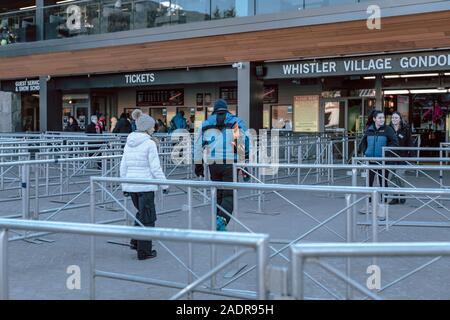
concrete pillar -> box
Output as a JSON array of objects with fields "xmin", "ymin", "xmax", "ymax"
[
  {"xmin": 39, "ymin": 76, "xmax": 63, "ymax": 132},
  {"xmin": 39, "ymin": 76, "xmax": 48, "ymax": 132},
  {"xmin": 0, "ymin": 91, "xmax": 21, "ymax": 132},
  {"xmin": 237, "ymin": 62, "xmax": 264, "ymax": 130},
  {"xmin": 375, "ymin": 75, "xmax": 383, "ymax": 110},
  {"xmin": 36, "ymin": 0, "xmax": 44, "ymax": 41}
]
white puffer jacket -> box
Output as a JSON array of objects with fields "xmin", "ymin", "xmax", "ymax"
[{"xmin": 120, "ymin": 132, "xmax": 167, "ymax": 192}]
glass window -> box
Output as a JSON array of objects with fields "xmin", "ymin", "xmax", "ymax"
[
  {"xmin": 324, "ymin": 101, "xmax": 345, "ymax": 130},
  {"xmin": 347, "ymin": 99, "xmax": 362, "ymax": 134},
  {"xmin": 44, "ymin": 1, "xmax": 102, "ymax": 39},
  {"xmin": 304, "ymin": 0, "xmax": 356, "ymax": 10},
  {"xmin": 256, "ymin": 0, "xmax": 301, "ymax": 15},
  {"xmin": 170, "ymin": 0, "xmax": 210, "ymax": 24},
  {"xmin": 271, "ymin": 105, "xmax": 293, "ymax": 130},
  {"xmin": 211, "ymin": 0, "xmax": 250, "ymax": 19}
]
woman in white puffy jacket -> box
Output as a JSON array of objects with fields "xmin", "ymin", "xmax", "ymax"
[{"xmin": 120, "ymin": 109, "xmax": 168, "ymax": 261}]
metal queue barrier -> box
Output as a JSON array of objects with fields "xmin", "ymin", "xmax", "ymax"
[
  {"xmin": 89, "ymin": 177, "xmax": 450, "ymax": 300},
  {"xmin": 0, "ymin": 218, "xmax": 269, "ymax": 300},
  {"xmin": 291, "ymin": 242, "xmax": 450, "ymax": 300}
]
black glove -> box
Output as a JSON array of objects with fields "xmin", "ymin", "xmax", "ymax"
[
  {"xmin": 163, "ymin": 188, "xmax": 169, "ymax": 195},
  {"xmin": 195, "ymin": 164, "xmax": 204, "ymax": 177}
]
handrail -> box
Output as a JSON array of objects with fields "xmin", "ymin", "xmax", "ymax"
[{"xmin": 0, "ymin": 218, "xmax": 268, "ymax": 300}]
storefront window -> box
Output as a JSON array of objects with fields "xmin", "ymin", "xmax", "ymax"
[
  {"xmin": 412, "ymin": 94, "xmax": 449, "ymax": 148},
  {"xmin": 271, "ymin": 105, "xmax": 293, "ymax": 130},
  {"xmin": 256, "ymin": 0, "xmax": 301, "ymax": 15},
  {"xmin": 324, "ymin": 101, "xmax": 345, "ymax": 131}
]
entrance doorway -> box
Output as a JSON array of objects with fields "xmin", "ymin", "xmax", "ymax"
[
  {"xmin": 62, "ymin": 94, "xmax": 90, "ymax": 131},
  {"xmin": 21, "ymin": 93, "xmax": 39, "ymax": 132},
  {"xmin": 322, "ymin": 97, "xmax": 376, "ymax": 134},
  {"xmin": 91, "ymin": 93, "xmax": 118, "ymax": 131}
]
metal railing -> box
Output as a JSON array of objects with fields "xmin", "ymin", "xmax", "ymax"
[
  {"xmin": 291, "ymin": 242, "xmax": 450, "ymax": 300},
  {"xmin": 0, "ymin": 218, "xmax": 268, "ymax": 300}
]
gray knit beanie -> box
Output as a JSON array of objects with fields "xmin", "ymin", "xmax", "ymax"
[{"xmin": 131, "ymin": 109, "xmax": 155, "ymax": 132}]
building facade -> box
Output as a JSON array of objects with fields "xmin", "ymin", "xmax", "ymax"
[{"xmin": 0, "ymin": 0, "xmax": 449, "ymax": 146}]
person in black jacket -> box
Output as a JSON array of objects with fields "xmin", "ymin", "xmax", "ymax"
[
  {"xmin": 65, "ymin": 116, "xmax": 80, "ymax": 132},
  {"xmin": 85, "ymin": 115, "xmax": 103, "ymax": 134},
  {"xmin": 388, "ymin": 111, "xmax": 413, "ymax": 204},
  {"xmin": 113, "ymin": 113, "xmax": 132, "ymax": 134}
]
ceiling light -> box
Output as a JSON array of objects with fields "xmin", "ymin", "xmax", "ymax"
[
  {"xmin": 383, "ymin": 90, "xmax": 410, "ymax": 94},
  {"xmin": 400, "ymin": 73, "xmax": 439, "ymax": 78},
  {"xmin": 19, "ymin": 5, "xmax": 36, "ymax": 10},
  {"xmin": 409, "ymin": 89, "xmax": 448, "ymax": 94}
]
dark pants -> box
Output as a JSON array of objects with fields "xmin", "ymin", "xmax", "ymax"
[
  {"xmin": 130, "ymin": 191, "xmax": 156, "ymax": 255},
  {"xmin": 209, "ymin": 164, "xmax": 234, "ymax": 224},
  {"xmin": 368, "ymin": 165, "xmax": 389, "ymax": 203}
]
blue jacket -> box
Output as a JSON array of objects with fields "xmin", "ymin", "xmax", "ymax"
[
  {"xmin": 359, "ymin": 124, "xmax": 399, "ymax": 158},
  {"xmin": 194, "ymin": 112, "xmax": 250, "ymax": 164},
  {"xmin": 170, "ymin": 113, "xmax": 188, "ymax": 131}
]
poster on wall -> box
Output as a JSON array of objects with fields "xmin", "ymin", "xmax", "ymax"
[
  {"xmin": 293, "ymin": 95, "xmax": 320, "ymax": 132},
  {"xmin": 397, "ymin": 95, "xmax": 410, "ymax": 121}
]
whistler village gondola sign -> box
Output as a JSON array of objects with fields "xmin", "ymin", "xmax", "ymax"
[{"xmin": 266, "ymin": 50, "xmax": 450, "ymax": 78}]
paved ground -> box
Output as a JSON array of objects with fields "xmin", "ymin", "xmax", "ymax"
[{"xmin": 2, "ymin": 164, "xmax": 450, "ymax": 300}]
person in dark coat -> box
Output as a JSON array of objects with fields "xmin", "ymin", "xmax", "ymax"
[
  {"xmin": 388, "ymin": 111, "xmax": 413, "ymax": 204},
  {"xmin": 113, "ymin": 113, "xmax": 132, "ymax": 134},
  {"xmin": 85, "ymin": 115, "xmax": 103, "ymax": 134},
  {"xmin": 65, "ymin": 116, "xmax": 80, "ymax": 132}
]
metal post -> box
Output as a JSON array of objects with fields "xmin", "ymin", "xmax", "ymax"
[
  {"xmin": 256, "ymin": 238, "xmax": 268, "ymax": 300},
  {"xmin": 345, "ymin": 194, "xmax": 353, "ymax": 300},
  {"xmin": 89, "ymin": 179, "xmax": 96, "ymax": 300},
  {"xmin": 372, "ymin": 191, "xmax": 379, "ymax": 267},
  {"xmin": 0, "ymin": 229, "xmax": 8, "ymax": 300},
  {"xmin": 34, "ymin": 164, "xmax": 39, "ymax": 220},
  {"xmin": 291, "ymin": 253, "xmax": 304, "ymax": 300},
  {"xmin": 21, "ymin": 164, "xmax": 30, "ymax": 220},
  {"xmin": 187, "ymin": 187, "xmax": 193, "ymax": 300},
  {"xmin": 210, "ymin": 187, "xmax": 217, "ymax": 289}
]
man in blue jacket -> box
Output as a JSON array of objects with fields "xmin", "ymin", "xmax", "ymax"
[
  {"xmin": 170, "ymin": 111, "xmax": 188, "ymax": 132},
  {"xmin": 194, "ymin": 99, "xmax": 250, "ymax": 231}
]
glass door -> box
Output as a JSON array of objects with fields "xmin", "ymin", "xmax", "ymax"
[
  {"xmin": 62, "ymin": 94, "xmax": 90, "ymax": 130},
  {"xmin": 323, "ymin": 100, "xmax": 346, "ymax": 132},
  {"xmin": 347, "ymin": 98, "xmax": 363, "ymax": 134}
]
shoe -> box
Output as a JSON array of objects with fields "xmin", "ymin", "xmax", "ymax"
[
  {"xmin": 216, "ymin": 216, "xmax": 227, "ymax": 231},
  {"xmin": 389, "ymin": 199, "xmax": 399, "ymax": 205},
  {"xmin": 359, "ymin": 204, "xmax": 372, "ymax": 215},
  {"xmin": 138, "ymin": 250, "xmax": 157, "ymax": 260}
]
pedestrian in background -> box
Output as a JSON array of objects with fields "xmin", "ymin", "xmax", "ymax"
[
  {"xmin": 113, "ymin": 112, "xmax": 132, "ymax": 134},
  {"xmin": 388, "ymin": 111, "xmax": 413, "ymax": 204},
  {"xmin": 110, "ymin": 116, "xmax": 118, "ymax": 133}
]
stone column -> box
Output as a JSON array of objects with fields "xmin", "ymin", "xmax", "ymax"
[{"xmin": 0, "ymin": 91, "xmax": 21, "ymax": 132}]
